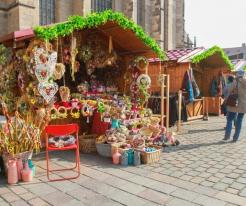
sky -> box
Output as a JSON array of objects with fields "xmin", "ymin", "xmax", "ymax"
[{"xmin": 185, "ymin": 0, "xmax": 246, "ymax": 48}]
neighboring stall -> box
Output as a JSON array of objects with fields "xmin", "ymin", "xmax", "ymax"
[
  {"xmin": 148, "ymin": 46, "xmax": 233, "ymax": 125},
  {"xmin": 192, "ymin": 46, "xmax": 234, "ymax": 115},
  {"xmin": 148, "ymin": 47, "xmax": 205, "ymax": 123},
  {"xmin": 0, "ymin": 10, "xmax": 177, "ymax": 180}
]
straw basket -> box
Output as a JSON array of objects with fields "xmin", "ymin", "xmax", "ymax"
[
  {"xmin": 95, "ymin": 143, "xmax": 112, "ymax": 158},
  {"xmin": 137, "ymin": 146, "xmax": 161, "ymax": 164},
  {"xmin": 111, "ymin": 142, "xmax": 129, "ymax": 155},
  {"xmin": 79, "ymin": 134, "xmax": 97, "ymax": 154}
]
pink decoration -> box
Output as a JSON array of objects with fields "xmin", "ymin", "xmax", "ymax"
[
  {"xmin": 21, "ymin": 162, "xmax": 33, "ymax": 182},
  {"xmin": 71, "ymin": 99, "xmax": 79, "ymax": 108},
  {"xmin": 17, "ymin": 158, "xmax": 23, "ymax": 180},
  {"xmin": 112, "ymin": 149, "xmax": 121, "ymax": 165},
  {"xmin": 7, "ymin": 159, "xmax": 18, "ymax": 184}
]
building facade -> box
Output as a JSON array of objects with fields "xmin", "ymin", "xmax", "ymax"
[
  {"xmin": 0, "ymin": 0, "xmax": 187, "ymax": 50},
  {"xmin": 224, "ymin": 43, "xmax": 246, "ymax": 61}
]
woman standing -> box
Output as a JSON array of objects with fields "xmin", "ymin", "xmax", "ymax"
[{"xmin": 224, "ymin": 70, "xmax": 246, "ymax": 142}]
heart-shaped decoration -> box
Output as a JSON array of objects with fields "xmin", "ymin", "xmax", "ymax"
[
  {"xmin": 34, "ymin": 48, "xmax": 48, "ymax": 65},
  {"xmin": 35, "ymin": 64, "xmax": 52, "ymax": 82},
  {"xmin": 38, "ymin": 82, "xmax": 58, "ymax": 102}
]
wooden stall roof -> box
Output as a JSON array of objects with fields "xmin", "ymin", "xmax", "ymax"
[
  {"xmin": 85, "ymin": 21, "xmax": 159, "ymax": 58},
  {"xmin": 191, "ymin": 46, "xmax": 234, "ymax": 70},
  {"xmin": 0, "ymin": 10, "xmax": 165, "ymax": 59}
]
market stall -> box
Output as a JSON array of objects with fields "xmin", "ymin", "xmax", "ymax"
[
  {"xmin": 0, "ymin": 11, "xmax": 178, "ymax": 182},
  {"xmin": 191, "ymin": 46, "xmax": 234, "ymax": 116},
  {"xmin": 148, "ymin": 46, "xmax": 233, "ymax": 124},
  {"xmin": 148, "ymin": 47, "xmax": 205, "ymax": 123}
]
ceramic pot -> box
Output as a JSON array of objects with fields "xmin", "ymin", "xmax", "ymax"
[
  {"xmin": 21, "ymin": 162, "xmax": 33, "ymax": 182},
  {"xmin": 7, "ymin": 159, "xmax": 18, "ymax": 184},
  {"xmin": 112, "ymin": 149, "xmax": 121, "ymax": 165}
]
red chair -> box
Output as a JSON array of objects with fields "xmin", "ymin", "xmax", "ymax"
[{"xmin": 45, "ymin": 124, "xmax": 80, "ymax": 181}]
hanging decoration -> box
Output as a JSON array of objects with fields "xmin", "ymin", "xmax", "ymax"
[
  {"xmin": 59, "ymin": 86, "xmax": 70, "ymax": 102},
  {"xmin": 38, "ymin": 82, "xmax": 58, "ymax": 103},
  {"xmin": 53, "ymin": 63, "xmax": 65, "ymax": 80},
  {"xmin": 34, "ymin": 48, "xmax": 48, "ymax": 65},
  {"xmin": 133, "ymin": 56, "xmax": 149, "ymax": 73},
  {"xmin": 35, "ymin": 64, "xmax": 52, "ymax": 83},
  {"xmin": 70, "ymin": 35, "xmax": 78, "ymax": 81},
  {"xmin": 136, "ymin": 74, "xmax": 151, "ymax": 89}
]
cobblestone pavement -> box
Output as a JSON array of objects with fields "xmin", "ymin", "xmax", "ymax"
[{"xmin": 1, "ymin": 116, "xmax": 246, "ymax": 206}]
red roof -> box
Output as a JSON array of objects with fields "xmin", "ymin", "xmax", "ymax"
[
  {"xmin": 0, "ymin": 28, "xmax": 34, "ymax": 44},
  {"xmin": 149, "ymin": 47, "xmax": 205, "ymax": 63},
  {"xmin": 167, "ymin": 48, "xmax": 196, "ymax": 60}
]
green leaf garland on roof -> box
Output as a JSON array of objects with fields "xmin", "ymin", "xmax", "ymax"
[
  {"xmin": 191, "ymin": 46, "xmax": 234, "ymax": 70},
  {"xmin": 34, "ymin": 10, "xmax": 165, "ymax": 60}
]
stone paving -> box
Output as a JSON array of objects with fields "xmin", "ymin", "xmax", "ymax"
[{"xmin": 1, "ymin": 116, "xmax": 246, "ymax": 206}]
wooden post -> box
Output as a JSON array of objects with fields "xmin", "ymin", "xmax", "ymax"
[
  {"xmin": 166, "ymin": 75, "xmax": 170, "ymax": 130},
  {"xmin": 202, "ymin": 97, "xmax": 205, "ymax": 117},
  {"xmin": 177, "ymin": 90, "xmax": 182, "ymax": 132},
  {"xmin": 160, "ymin": 74, "xmax": 165, "ymax": 128}
]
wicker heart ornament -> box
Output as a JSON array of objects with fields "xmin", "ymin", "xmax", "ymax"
[
  {"xmin": 38, "ymin": 82, "xmax": 58, "ymax": 102},
  {"xmin": 35, "ymin": 64, "xmax": 52, "ymax": 82}
]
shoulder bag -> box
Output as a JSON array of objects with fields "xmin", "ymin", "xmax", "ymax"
[{"xmin": 225, "ymin": 81, "xmax": 239, "ymax": 107}]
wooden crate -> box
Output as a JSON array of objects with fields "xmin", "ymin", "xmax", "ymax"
[{"xmin": 186, "ymin": 98, "xmax": 204, "ymax": 120}]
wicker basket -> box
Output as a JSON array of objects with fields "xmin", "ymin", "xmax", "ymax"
[
  {"xmin": 95, "ymin": 143, "xmax": 112, "ymax": 158},
  {"xmin": 79, "ymin": 134, "xmax": 97, "ymax": 154},
  {"xmin": 137, "ymin": 146, "xmax": 161, "ymax": 164},
  {"xmin": 111, "ymin": 142, "xmax": 129, "ymax": 155}
]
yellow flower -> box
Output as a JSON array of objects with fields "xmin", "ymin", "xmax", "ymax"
[{"xmin": 30, "ymin": 99, "xmax": 36, "ymax": 104}]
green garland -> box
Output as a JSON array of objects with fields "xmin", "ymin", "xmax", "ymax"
[
  {"xmin": 243, "ymin": 65, "xmax": 246, "ymax": 72},
  {"xmin": 191, "ymin": 46, "xmax": 234, "ymax": 70},
  {"xmin": 34, "ymin": 10, "xmax": 165, "ymax": 60}
]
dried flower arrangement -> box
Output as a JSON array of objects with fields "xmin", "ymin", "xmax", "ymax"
[{"xmin": 0, "ymin": 112, "xmax": 41, "ymax": 156}]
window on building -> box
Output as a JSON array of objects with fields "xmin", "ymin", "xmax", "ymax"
[
  {"xmin": 39, "ymin": 0, "xmax": 55, "ymax": 25},
  {"xmin": 137, "ymin": 0, "xmax": 145, "ymax": 27},
  {"xmin": 238, "ymin": 53, "xmax": 244, "ymax": 59},
  {"xmin": 92, "ymin": 0, "xmax": 112, "ymax": 12},
  {"xmin": 229, "ymin": 55, "xmax": 238, "ymax": 60}
]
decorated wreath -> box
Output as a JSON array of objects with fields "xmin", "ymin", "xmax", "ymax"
[
  {"xmin": 133, "ymin": 56, "xmax": 149, "ymax": 72},
  {"xmin": 136, "ymin": 74, "xmax": 151, "ymax": 89}
]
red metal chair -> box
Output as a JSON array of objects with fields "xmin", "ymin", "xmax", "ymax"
[{"xmin": 45, "ymin": 124, "xmax": 80, "ymax": 181}]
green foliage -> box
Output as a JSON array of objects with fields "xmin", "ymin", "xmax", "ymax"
[
  {"xmin": 34, "ymin": 10, "xmax": 165, "ymax": 59},
  {"xmin": 191, "ymin": 46, "xmax": 234, "ymax": 70},
  {"xmin": 243, "ymin": 65, "xmax": 246, "ymax": 72},
  {"xmin": 0, "ymin": 44, "xmax": 11, "ymax": 66}
]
